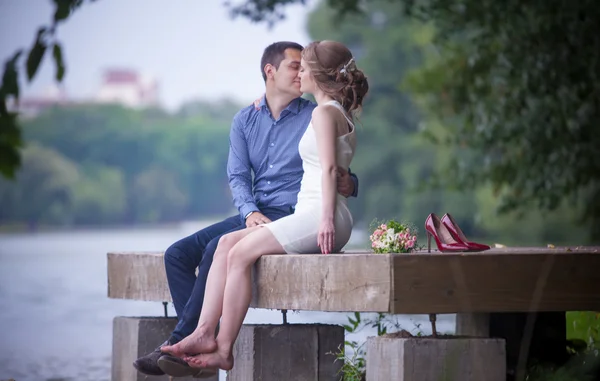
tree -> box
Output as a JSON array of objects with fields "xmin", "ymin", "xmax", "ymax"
[
  {"xmin": 3, "ymin": 0, "xmax": 600, "ymax": 237},
  {"xmin": 0, "ymin": 144, "xmax": 79, "ymax": 228}
]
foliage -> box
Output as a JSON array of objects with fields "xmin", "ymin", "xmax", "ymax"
[
  {"xmin": 334, "ymin": 312, "xmax": 435, "ymax": 380},
  {"xmin": 0, "ymin": 0, "xmax": 98, "ymax": 178},
  {"xmin": 525, "ymin": 352, "xmax": 600, "ymax": 381},
  {"xmin": 567, "ymin": 312, "xmax": 600, "ymax": 351},
  {"xmin": 332, "ymin": 312, "xmax": 391, "ymax": 381},
  {"xmin": 0, "ymin": 102, "xmax": 234, "ymax": 227},
  {"xmin": 403, "ymin": 0, "xmax": 600, "ymax": 238}
]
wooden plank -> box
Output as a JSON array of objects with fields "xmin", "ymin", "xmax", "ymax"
[
  {"xmin": 391, "ymin": 247, "xmax": 600, "ymax": 314},
  {"xmin": 107, "ymin": 252, "xmax": 171, "ymax": 302},
  {"xmin": 107, "ymin": 252, "xmax": 393, "ymax": 312},
  {"xmin": 108, "ymin": 247, "xmax": 600, "ymax": 313},
  {"xmin": 251, "ymin": 254, "xmax": 392, "ymax": 312}
]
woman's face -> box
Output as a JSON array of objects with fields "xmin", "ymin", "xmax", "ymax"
[{"xmin": 299, "ymin": 58, "xmax": 317, "ymax": 94}]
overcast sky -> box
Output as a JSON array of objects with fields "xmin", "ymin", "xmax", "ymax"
[{"xmin": 0, "ymin": 0, "xmax": 314, "ymax": 110}]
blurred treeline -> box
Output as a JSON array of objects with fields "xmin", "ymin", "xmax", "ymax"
[
  {"xmin": 0, "ymin": 101, "xmax": 236, "ymax": 228},
  {"xmin": 0, "ymin": 0, "xmax": 594, "ymax": 246}
]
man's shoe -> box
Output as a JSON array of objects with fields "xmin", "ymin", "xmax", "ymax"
[
  {"xmin": 132, "ymin": 340, "xmax": 170, "ymax": 376},
  {"xmin": 158, "ymin": 354, "xmax": 218, "ymax": 379}
]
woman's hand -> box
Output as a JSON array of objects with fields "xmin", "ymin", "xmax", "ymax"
[{"xmin": 318, "ymin": 219, "xmax": 336, "ymax": 254}]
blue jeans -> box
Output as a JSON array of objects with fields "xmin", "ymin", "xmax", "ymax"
[{"xmin": 164, "ymin": 206, "xmax": 293, "ymax": 343}]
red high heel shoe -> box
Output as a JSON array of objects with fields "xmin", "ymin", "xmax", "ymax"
[
  {"xmin": 441, "ymin": 213, "xmax": 490, "ymax": 251},
  {"xmin": 424, "ymin": 213, "xmax": 470, "ymax": 253}
]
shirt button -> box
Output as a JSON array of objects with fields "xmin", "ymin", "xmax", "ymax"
[
  {"xmin": 267, "ymin": 181, "xmax": 271, "ymax": 184},
  {"xmin": 270, "ymin": 143, "xmax": 274, "ymax": 147},
  {"xmin": 269, "ymin": 165, "xmax": 273, "ymax": 168},
  {"xmin": 264, "ymin": 193, "xmax": 268, "ymax": 196}
]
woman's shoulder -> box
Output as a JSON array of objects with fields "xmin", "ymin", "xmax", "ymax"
[
  {"xmin": 311, "ymin": 104, "xmax": 343, "ymax": 129},
  {"xmin": 312, "ymin": 101, "xmax": 347, "ymax": 120},
  {"xmin": 311, "ymin": 103, "xmax": 338, "ymax": 118}
]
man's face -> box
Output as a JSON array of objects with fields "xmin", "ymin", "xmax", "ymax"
[
  {"xmin": 299, "ymin": 58, "xmax": 316, "ymax": 95},
  {"xmin": 272, "ymin": 48, "xmax": 302, "ymax": 97}
]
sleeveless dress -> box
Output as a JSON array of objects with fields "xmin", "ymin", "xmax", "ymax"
[{"xmin": 264, "ymin": 100, "xmax": 357, "ymax": 253}]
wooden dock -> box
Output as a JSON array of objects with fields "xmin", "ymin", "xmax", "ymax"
[
  {"xmin": 108, "ymin": 246, "xmax": 600, "ymax": 314},
  {"xmin": 107, "ymin": 246, "xmax": 600, "ymax": 381}
]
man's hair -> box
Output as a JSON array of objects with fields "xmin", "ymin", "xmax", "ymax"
[{"xmin": 260, "ymin": 41, "xmax": 304, "ymax": 82}]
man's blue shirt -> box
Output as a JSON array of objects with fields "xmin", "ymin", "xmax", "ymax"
[{"xmin": 227, "ymin": 96, "xmax": 358, "ymax": 219}]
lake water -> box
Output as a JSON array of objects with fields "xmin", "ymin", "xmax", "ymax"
[{"xmin": 0, "ymin": 221, "xmax": 455, "ymax": 381}]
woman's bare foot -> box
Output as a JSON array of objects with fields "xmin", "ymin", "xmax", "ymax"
[
  {"xmin": 184, "ymin": 348, "xmax": 234, "ymax": 371},
  {"xmin": 161, "ymin": 329, "xmax": 217, "ymax": 357}
]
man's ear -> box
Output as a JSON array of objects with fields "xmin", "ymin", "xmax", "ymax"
[{"xmin": 264, "ymin": 63, "xmax": 275, "ymax": 80}]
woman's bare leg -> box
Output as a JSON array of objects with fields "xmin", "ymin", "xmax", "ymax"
[
  {"xmin": 162, "ymin": 226, "xmax": 260, "ymax": 356},
  {"xmin": 183, "ymin": 227, "xmax": 285, "ymax": 370}
]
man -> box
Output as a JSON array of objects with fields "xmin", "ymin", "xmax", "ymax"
[{"xmin": 133, "ymin": 41, "xmax": 359, "ymax": 377}]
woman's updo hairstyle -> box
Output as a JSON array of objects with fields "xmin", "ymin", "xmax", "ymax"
[{"xmin": 302, "ymin": 40, "xmax": 369, "ymax": 114}]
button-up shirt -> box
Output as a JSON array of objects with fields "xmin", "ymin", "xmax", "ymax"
[{"xmin": 227, "ymin": 96, "xmax": 358, "ymax": 219}]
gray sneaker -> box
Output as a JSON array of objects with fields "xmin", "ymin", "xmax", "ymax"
[
  {"xmin": 132, "ymin": 339, "xmax": 171, "ymax": 376},
  {"xmin": 158, "ymin": 354, "xmax": 218, "ymax": 379}
]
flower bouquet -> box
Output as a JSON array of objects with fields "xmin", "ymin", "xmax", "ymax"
[{"xmin": 369, "ymin": 219, "xmax": 418, "ymax": 254}]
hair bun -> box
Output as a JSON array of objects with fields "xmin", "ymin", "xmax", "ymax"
[{"xmin": 302, "ymin": 40, "xmax": 369, "ymax": 113}]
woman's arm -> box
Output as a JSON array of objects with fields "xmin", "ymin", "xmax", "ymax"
[{"xmin": 311, "ymin": 105, "xmax": 339, "ymax": 254}]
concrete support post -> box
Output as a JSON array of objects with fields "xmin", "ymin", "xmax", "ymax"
[
  {"xmin": 112, "ymin": 316, "xmax": 218, "ymax": 381},
  {"xmin": 227, "ymin": 324, "xmax": 344, "ymax": 381},
  {"xmin": 366, "ymin": 337, "xmax": 506, "ymax": 381}
]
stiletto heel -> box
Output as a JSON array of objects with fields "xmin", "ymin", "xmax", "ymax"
[
  {"xmin": 441, "ymin": 213, "xmax": 490, "ymax": 251},
  {"xmin": 427, "ymin": 232, "xmax": 432, "ymax": 253},
  {"xmin": 424, "ymin": 213, "xmax": 470, "ymax": 253}
]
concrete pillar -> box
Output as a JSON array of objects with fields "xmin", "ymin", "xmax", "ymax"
[
  {"xmin": 227, "ymin": 324, "xmax": 344, "ymax": 381},
  {"xmin": 366, "ymin": 337, "xmax": 506, "ymax": 381},
  {"xmin": 112, "ymin": 316, "xmax": 218, "ymax": 381}
]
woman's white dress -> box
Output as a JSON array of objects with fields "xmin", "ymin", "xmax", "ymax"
[{"xmin": 264, "ymin": 100, "xmax": 356, "ymax": 253}]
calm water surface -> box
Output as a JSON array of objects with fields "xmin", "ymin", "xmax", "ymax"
[{"xmin": 0, "ymin": 222, "xmax": 454, "ymax": 380}]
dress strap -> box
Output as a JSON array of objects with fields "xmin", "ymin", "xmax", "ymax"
[{"xmin": 324, "ymin": 100, "xmax": 354, "ymax": 129}]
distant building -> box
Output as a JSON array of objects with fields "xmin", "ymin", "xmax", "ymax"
[{"xmin": 95, "ymin": 68, "xmax": 159, "ymax": 108}]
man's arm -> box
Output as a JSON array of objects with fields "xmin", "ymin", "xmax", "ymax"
[
  {"xmin": 227, "ymin": 115, "xmax": 258, "ymax": 219},
  {"xmin": 349, "ymin": 168, "xmax": 359, "ymax": 198}
]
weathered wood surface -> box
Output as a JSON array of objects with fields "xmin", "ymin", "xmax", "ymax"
[{"xmin": 107, "ymin": 247, "xmax": 600, "ymax": 313}]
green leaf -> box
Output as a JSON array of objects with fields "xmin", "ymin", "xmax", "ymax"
[
  {"xmin": 342, "ymin": 324, "xmax": 354, "ymax": 332},
  {"xmin": 26, "ymin": 28, "xmax": 47, "ymax": 82},
  {"xmin": 1, "ymin": 50, "xmax": 22, "ymax": 101},
  {"xmin": 53, "ymin": 0, "xmax": 72, "ymax": 22},
  {"xmin": 53, "ymin": 43, "xmax": 66, "ymax": 81},
  {"xmin": 0, "ymin": 112, "xmax": 23, "ymax": 179}
]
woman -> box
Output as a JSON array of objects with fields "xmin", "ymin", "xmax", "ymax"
[{"xmin": 162, "ymin": 40, "xmax": 369, "ymax": 371}]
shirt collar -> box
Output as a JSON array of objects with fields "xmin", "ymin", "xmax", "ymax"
[{"xmin": 259, "ymin": 96, "xmax": 303, "ymax": 116}]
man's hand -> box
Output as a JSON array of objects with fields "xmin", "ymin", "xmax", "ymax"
[
  {"xmin": 246, "ymin": 212, "xmax": 272, "ymax": 228},
  {"xmin": 336, "ymin": 167, "xmax": 355, "ymax": 198},
  {"xmin": 253, "ymin": 94, "xmax": 265, "ymax": 110}
]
